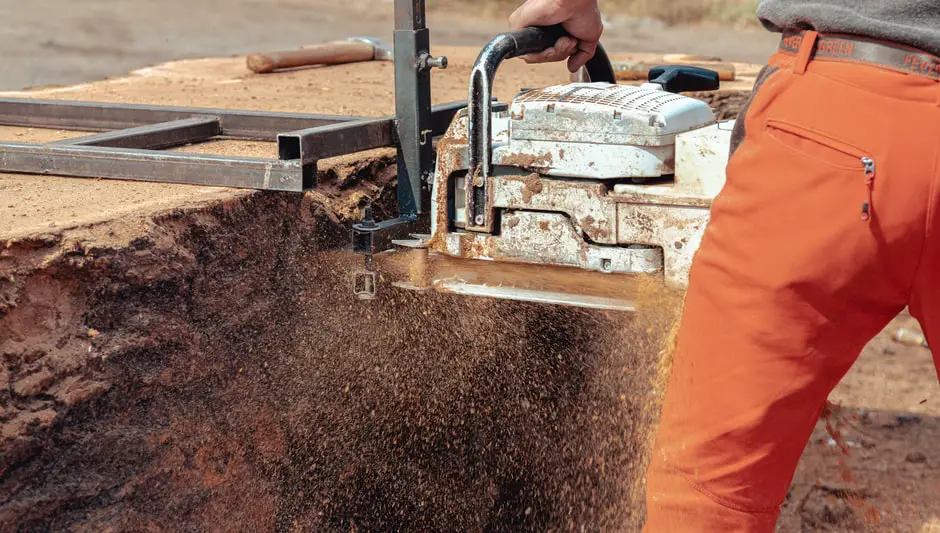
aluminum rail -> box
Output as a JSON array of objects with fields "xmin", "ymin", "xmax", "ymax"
[
  {"xmin": 50, "ymin": 116, "xmax": 223, "ymax": 150},
  {"xmin": 0, "ymin": 98, "xmax": 362, "ymax": 140},
  {"xmin": 0, "ymin": 142, "xmax": 307, "ymax": 191},
  {"xmin": 276, "ymin": 100, "xmax": 489, "ymax": 165}
]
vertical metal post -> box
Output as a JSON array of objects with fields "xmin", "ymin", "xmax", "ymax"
[
  {"xmin": 352, "ymin": 0, "xmax": 448, "ymax": 299},
  {"xmin": 394, "ymin": 0, "xmax": 433, "ymax": 216}
]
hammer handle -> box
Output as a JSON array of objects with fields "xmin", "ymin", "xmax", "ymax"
[{"xmin": 246, "ymin": 41, "xmax": 375, "ymax": 73}]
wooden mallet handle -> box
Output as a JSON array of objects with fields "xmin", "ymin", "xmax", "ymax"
[{"xmin": 247, "ymin": 41, "xmax": 376, "ymax": 74}]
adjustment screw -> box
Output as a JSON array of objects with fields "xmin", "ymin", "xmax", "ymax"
[
  {"xmin": 419, "ymin": 53, "xmax": 448, "ymax": 71},
  {"xmin": 361, "ymin": 206, "xmax": 376, "ymax": 228}
]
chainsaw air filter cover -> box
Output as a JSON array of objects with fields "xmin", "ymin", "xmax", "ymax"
[{"xmin": 502, "ymin": 82, "xmax": 716, "ymax": 179}]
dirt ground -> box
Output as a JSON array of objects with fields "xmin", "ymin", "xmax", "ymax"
[
  {"xmin": 781, "ymin": 314, "xmax": 940, "ymax": 533},
  {"xmin": 1, "ymin": 1, "xmax": 939, "ymax": 532}
]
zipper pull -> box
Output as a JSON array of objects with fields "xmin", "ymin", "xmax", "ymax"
[{"xmin": 861, "ymin": 157, "xmax": 875, "ymax": 222}]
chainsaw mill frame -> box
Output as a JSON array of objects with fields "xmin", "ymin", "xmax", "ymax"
[
  {"xmin": 0, "ymin": 0, "xmax": 482, "ymax": 249},
  {"xmin": 0, "ymin": 98, "xmax": 467, "ymax": 192}
]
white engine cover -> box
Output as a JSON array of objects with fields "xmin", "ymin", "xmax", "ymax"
[{"xmin": 500, "ymin": 82, "xmax": 716, "ymax": 179}]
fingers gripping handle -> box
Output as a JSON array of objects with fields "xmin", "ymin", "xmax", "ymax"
[
  {"xmin": 503, "ymin": 25, "xmax": 569, "ymax": 58},
  {"xmin": 499, "ymin": 25, "xmax": 617, "ymax": 82},
  {"xmin": 465, "ymin": 25, "xmax": 614, "ymax": 231}
]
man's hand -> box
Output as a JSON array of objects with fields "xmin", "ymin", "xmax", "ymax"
[{"xmin": 509, "ymin": 0, "xmax": 603, "ymax": 73}]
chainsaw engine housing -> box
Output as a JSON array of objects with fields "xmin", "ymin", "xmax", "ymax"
[
  {"xmin": 505, "ymin": 82, "xmax": 717, "ymax": 178},
  {"xmin": 390, "ymin": 79, "xmax": 733, "ymax": 311}
]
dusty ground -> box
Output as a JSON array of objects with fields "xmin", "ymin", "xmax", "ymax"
[
  {"xmin": 779, "ymin": 314, "xmax": 940, "ymax": 533},
  {"xmin": 1, "ymin": 1, "xmax": 939, "ymax": 532}
]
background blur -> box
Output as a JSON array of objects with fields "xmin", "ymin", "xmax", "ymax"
[{"xmin": 0, "ymin": 0, "xmax": 774, "ymax": 92}]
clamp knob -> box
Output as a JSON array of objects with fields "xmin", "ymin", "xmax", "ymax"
[{"xmin": 419, "ymin": 53, "xmax": 448, "ymax": 71}]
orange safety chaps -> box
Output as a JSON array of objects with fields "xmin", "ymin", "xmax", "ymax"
[{"xmin": 644, "ymin": 31, "xmax": 940, "ymax": 531}]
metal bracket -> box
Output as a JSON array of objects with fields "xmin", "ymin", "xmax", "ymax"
[
  {"xmin": 350, "ymin": 206, "xmax": 426, "ymax": 300},
  {"xmin": 352, "ymin": 211, "xmax": 425, "ymax": 257}
]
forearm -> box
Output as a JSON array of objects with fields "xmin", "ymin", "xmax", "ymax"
[{"xmin": 510, "ymin": 0, "xmax": 600, "ymax": 26}]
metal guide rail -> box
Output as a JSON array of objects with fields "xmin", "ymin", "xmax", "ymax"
[
  {"xmin": 0, "ymin": 0, "xmax": 462, "ymax": 207},
  {"xmin": 0, "ymin": 97, "xmax": 469, "ymax": 193}
]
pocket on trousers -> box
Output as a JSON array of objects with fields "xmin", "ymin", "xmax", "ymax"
[
  {"xmin": 764, "ymin": 119, "xmax": 869, "ymax": 171},
  {"xmin": 764, "ymin": 119, "xmax": 879, "ymax": 222}
]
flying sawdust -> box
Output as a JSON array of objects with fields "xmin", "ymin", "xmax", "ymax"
[{"xmin": 259, "ymin": 249, "xmax": 684, "ymax": 532}]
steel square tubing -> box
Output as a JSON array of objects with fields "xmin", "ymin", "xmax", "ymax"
[
  {"xmin": 0, "ymin": 98, "xmax": 362, "ymax": 141},
  {"xmin": 277, "ymin": 100, "xmax": 497, "ymax": 164},
  {"xmin": 0, "ymin": 100, "xmax": 492, "ymax": 193},
  {"xmin": 394, "ymin": 0, "xmax": 433, "ymax": 216},
  {"xmin": 0, "ymin": 142, "xmax": 307, "ymax": 192},
  {"xmin": 51, "ymin": 116, "xmax": 223, "ymax": 150},
  {"xmin": 277, "ymin": 118, "xmax": 393, "ymax": 163}
]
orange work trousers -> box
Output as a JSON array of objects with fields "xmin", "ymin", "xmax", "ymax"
[{"xmin": 644, "ymin": 31, "xmax": 940, "ymax": 531}]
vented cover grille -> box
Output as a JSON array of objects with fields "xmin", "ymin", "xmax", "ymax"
[{"xmin": 515, "ymin": 85, "xmax": 687, "ymax": 112}]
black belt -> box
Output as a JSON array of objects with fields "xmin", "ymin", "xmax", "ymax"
[{"xmin": 778, "ymin": 30, "xmax": 940, "ymax": 81}]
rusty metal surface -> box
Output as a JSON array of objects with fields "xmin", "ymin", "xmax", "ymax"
[
  {"xmin": 441, "ymin": 210, "xmax": 661, "ymax": 274},
  {"xmin": 428, "ymin": 110, "xmax": 470, "ymax": 249},
  {"xmin": 421, "ymin": 94, "xmax": 736, "ymax": 301},
  {"xmin": 612, "ymin": 121, "xmax": 733, "ymax": 202},
  {"xmin": 490, "ymin": 173, "xmax": 617, "ymax": 244},
  {"xmin": 617, "ymin": 203, "xmax": 710, "ymax": 289},
  {"xmin": 496, "ymin": 138, "xmax": 677, "ymax": 179}
]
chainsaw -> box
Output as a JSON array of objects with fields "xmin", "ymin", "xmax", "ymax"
[{"xmin": 362, "ymin": 26, "xmax": 734, "ymax": 312}]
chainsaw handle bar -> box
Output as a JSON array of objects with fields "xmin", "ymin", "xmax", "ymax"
[
  {"xmin": 499, "ymin": 26, "xmax": 616, "ymax": 81},
  {"xmin": 464, "ymin": 25, "xmax": 615, "ymax": 231}
]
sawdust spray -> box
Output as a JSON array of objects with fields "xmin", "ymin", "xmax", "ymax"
[
  {"xmin": 0, "ymin": 188, "xmax": 686, "ymax": 531},
  {"xmin": 260, "ymin": 246, "xmax": 685, "ymax": 532}
]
